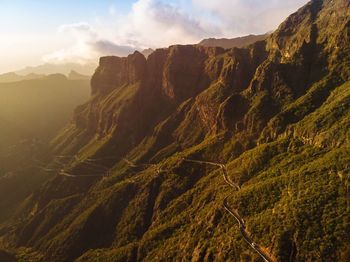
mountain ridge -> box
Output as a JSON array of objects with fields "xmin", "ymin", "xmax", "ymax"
[
  {"xmin": 199, "ymin": 34, "xmax": 269, "ymax": 49},
  {"xmin": 1, "ymin": 0, "xmax": 350, "ymax": 261},
  {"xmin": 15, "ymin": 62, "xmax": 97, "ymax": 77}
]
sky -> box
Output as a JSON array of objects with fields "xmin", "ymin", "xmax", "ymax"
[{"xmin": 0, "ymin": 0, "xmax": 309, "ymax": 73}]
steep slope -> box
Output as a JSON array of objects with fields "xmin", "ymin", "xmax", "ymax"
[
  {"xmin": 1, "ymin": 0, "xmax": 350, "ymax": 261},
  {"xmin": 0, "ymin": 75, "xmax": 90, "ymax": 223}
]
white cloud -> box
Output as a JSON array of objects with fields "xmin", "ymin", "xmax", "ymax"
[
  {"xmin": 115, "ymin": 0, "xmax": 217, "ymax": 48},
  {"xmin": 43, "ymin": 0, "xmax": 214, "ymax": 64},
  {"xmin": 43, "ymin": 0, "xmax": 309, "ymax": 64},
  {"xmin": 42, "ymin": 22, "xmax": 137, "ymax": 64},
  {"xmin": 43, "ymin": 23, "xmax": 95, "ymax": 64},
  {"xmin": 191, "ymin": 0, "xmax": 309, "ymax": 35}
]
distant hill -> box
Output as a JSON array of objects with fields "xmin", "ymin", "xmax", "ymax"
[
  {"xmin": 199, "ymin": 33, "xmax": 269, "ymax": 49},
  {"xmin": 141, "ymin": 48, "xmax": 155, "ymax": 58},
  {"xmin": 0, "ymin": 74, "xmax": 90, "ymax": 222},
  {"xmin": 0, "ymin": 74, "xmax": 90, "ymax": 147},
  {"xmin": 68, "ymin": 70, "xmax": 91, "ymax": 80},
  {"xmin": 0, "ymin": 72, "xmax": 45, "ymax": 83},
  {"xmin": 16, "ymin": 62, "xmax": 97, "ymax": 76},
  {"xmin": 0, "ymin": 70, "xmax": 92, "ymax": 83}
]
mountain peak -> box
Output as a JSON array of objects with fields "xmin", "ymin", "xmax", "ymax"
[
  {"xmin": 68, "ymin": 70, "xmax": 90, "ymax": 80},
  {"xmin": 92, "ymin": 51, "xmax": 147, "ymax": 95},
  {"xmin": 268, "ymin": 0, "xmax": 350, "ymax": 67}
]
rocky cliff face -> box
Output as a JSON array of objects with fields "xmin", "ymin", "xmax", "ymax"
[
  {"xmin": 91, "ymin": 52, "xmax": 146, "ymax": 95},
  {"xmin": 2, "ymin": 1, "xmax": 350, "ymax": 261},
  {"xmin": 55, "ymin": 42, "xmax": 268, "ymax": 169},
  {"xmin": 244, "ymin": 0, "xmax": 350, "ymax": 144}
]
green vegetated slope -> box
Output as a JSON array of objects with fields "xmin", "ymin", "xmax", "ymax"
[
  {"xmin": 1, "ymin": 0, "xmax": 350, "ymax": 261},
  {"xmin": 0, "ymin": 75, "xmax": 90, "ymax": 223}
]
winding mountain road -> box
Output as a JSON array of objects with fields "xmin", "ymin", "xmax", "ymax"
[
  {"xmin": 184, "ymin": 159, "xmax": 274, "ymax": 262},
  {"xmin": 58, "ymin": 169, "xmax": 109, "ymax": 178},
  {"xmin": 52, "ymin": 156, "xmax": 110, "ymax": 178},
  {"xmin": 34, "ymin": 153, "xmax": 273, "ymax": 260},
  {"xmin": 56, "ymin": 156, "xmax": 159, "ymax": 178}
]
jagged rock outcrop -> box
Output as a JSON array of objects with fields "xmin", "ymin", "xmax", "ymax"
[
  {"xmin": 91, "ymin": 52, "xmax": 147, "ymax": 95},
  {"xmin": 59, "ymin": 43, "xmax": 268, "ymax": 169},
  {"xmin": 250, "ymin": 0, "xmax": 350, "ymax": 143}
]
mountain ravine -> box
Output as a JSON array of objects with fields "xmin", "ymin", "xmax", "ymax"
[{"xmin": 0, "ymin": 0, "xmax": 350, "ymax": 261}]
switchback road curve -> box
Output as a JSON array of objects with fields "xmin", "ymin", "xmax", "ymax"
[{"xmin": 184, "ymin": 159, "xmax": 274, "ymax": 262}]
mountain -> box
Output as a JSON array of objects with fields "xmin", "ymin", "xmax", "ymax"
[
  {"xmin": 0, "ymin": 70, "xmax": 91, "ymax": 83},
  {"xmin": 0, "ymin": 72, "xmax": 45, "ymax": 83},
  {"xmin": 0, "ymin": 74, "xmax": 90, "ymax": 224},
  {"xmin": 0, "ymin": 250, "xmax": 16, "ymax": 262},
  {"xmin": 1, "ymin": 0, "xmax": 350, "ymax": 261},
  {"xmin": 199, "ymin": 33, "xmax": 269, "ymax": 49},
  {"xmin": 0, "ymin": 74, "xmax": 90, "ymax": 144},
  {"xmin": 16, "ymin": 62, "xmax": 97, "ymax": 76},
  {"xmin": 68, "ymin": 70, "xmax": 91, "ymax": 81},
  {"xmin": 141, "ymin": 48, "xmax": 155, "ymax": 58}
]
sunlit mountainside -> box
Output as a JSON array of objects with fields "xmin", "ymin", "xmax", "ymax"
[{"xmin": 0, "ymin": 0, "xmax": 349, "ymax": 261}]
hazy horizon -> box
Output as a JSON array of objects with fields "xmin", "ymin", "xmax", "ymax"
[{"xmin": 0, "ymin": 0, "xmax": 309, "ymax": 74}]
